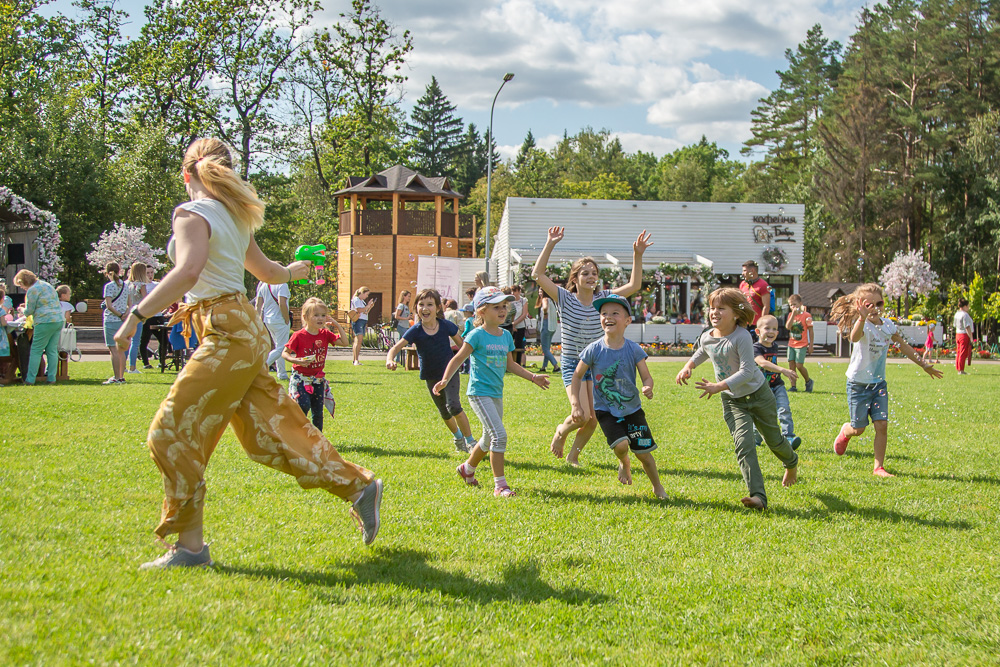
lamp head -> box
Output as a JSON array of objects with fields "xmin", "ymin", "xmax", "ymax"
[{"xmin": 503, "ymin": 72, "xmax": 515, "ymax": 82}]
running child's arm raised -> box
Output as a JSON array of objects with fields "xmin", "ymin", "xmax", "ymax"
[
  {"xmin": 530, "ymin": 226, "xmax": 564, "ymax": 299},
  {"xmin": 890, "ymin": 332, "xmax": 944, "ymax": 378},
  {"xmin": 611, "ymin": 230, "xmax": 653, "ymax": 298}
]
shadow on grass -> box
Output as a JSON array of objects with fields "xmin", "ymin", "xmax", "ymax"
[
  {"xmin": 338, "ymin": 444, "xmax": 449, "ymax": 460},
  {"xmin": 217, "ymin": 547, "xmax": 609, "ymax": 606},
  {"xmin": 535, "ymin": 488, "xmax": 973, "ymax": 530},
  {"xmin": 513, "ymin": 459, "xmax": 617, "ymax": 474},
  {"xmin": 886, "ymin": 472, "xmax": 1000, "ymax": 487}
]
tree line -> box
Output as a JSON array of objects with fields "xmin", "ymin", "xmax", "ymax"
[{"xmin": 3, "ymin": 0, "xmax": 999, "ymax": 316}]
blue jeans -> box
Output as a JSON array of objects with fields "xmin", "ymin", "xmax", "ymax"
[
  {"xmin": 395, "ymin": 323, "xmax": 409, "ymax": 364},
  {"xmin": 27, "ymin": 321, "xmax": 62, "ymax": 384},
  {"xmin": 772, "ymin": 384, "xmax": 795, "ymax": 439},
  {"xmin": 127, "ymin": 323, "xmax": 143, "ymax": 367},
  {"xmin": 539, "ymin": 320, "xmax": 559, "ymax": 370}
]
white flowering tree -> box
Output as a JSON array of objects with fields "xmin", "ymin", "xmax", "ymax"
[
  {"xmin": 0, "ymin": 186, "xmax": 64, "ymax": 281},
  {"xmin": 85, "ymin": 223, "xmax": 166, "ymax": 273},
  {"xmin": 880, "ymin": 249, "xmax": 938, "ymax": 317}
]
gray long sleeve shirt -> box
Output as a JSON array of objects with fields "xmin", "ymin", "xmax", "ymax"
[{"xmin": 688, "ymin": 326, "xmax": 765, "ymax": 398}]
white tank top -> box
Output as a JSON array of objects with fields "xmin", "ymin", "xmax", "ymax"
[{"xmin": 167, "ymin": 199, "xmax": 251, "ymax": 302}]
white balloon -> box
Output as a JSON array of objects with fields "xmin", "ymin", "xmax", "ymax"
[{"xmin": 75, "ymin": 302, "xmax": 88, "ymax": 313}]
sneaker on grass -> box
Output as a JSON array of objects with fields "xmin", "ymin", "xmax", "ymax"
[
  {"xmin": 139, "ymin": 543, "xmax": 213, "ymax": 571},
  {"xmin": 454, "ymin": 437, "xmax": 466, "ymax": 452},
  {"xmin": 805, "ymin": 378, "xmax": 814, "ymax": 393},
  {"xmin": 349, "ymin": 479, "xmax": 383, "ymax": 545}
]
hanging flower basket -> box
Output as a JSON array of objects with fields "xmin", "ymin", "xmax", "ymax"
[
  {"xmin": 0, "ymin": 186, "xmax": 63, "ymax": 281},
  {"xmin": 761, "ymin": 245, "xmax": 787, "ymax": 272}
]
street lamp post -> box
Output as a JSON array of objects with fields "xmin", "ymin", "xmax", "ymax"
[{"xmin": 484, "ymin": 72, "xmax": 514, "ymax": 281}]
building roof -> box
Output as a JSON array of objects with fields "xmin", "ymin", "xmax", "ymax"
[
  {"xmin": 798, "ymin": 281, "xmax": 862, "ymax": 309},
  {"xmin": 332, "ymin": 165, "xmax": 463, "ymax": 200}
]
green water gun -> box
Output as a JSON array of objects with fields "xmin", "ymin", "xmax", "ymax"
[{"xmin": 293, "ymin": 244, "xmax": 327, "ymax": 285}]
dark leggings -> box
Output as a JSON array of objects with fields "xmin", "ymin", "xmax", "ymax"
[
  {"xmin": 425, "ymin": 374, "xmax": 464, "ymax": 420},
  {"xmin": 296, "ymin": 383, "xmax": 326, "ymax": 430},
  {"xmin": 512, "ymin": 327, "xmax": 526, "ymax": 366},
  {"xmin": 139, "ymin": 316, "xmax": 168, "ymax": 366}
]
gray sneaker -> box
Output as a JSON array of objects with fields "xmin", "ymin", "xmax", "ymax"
[
  {"xmin": 454, "ymin": 437, "xmax": 467, "ymax": 452},
  {"xmin": 350, "ymin": 479, "xmax": 383, "ymax": 545},
  {"xmin": 139, "ymin": 543, "xmax": 213, "ymax": 571},
  {"xmin": 805, "ymin": 378, "xmax": 815, "ymax": 393}
]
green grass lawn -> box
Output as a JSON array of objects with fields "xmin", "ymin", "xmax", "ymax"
[{"xmin": 2, "ymin": 359, "xmax": 999, "ymax": 664}]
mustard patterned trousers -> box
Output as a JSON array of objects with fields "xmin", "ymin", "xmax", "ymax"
[{"xmin": 148, "ymin": 294, "xmax": 373, "ymax": 539}]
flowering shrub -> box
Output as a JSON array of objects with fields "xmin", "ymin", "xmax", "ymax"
[
  {"xmin": 85, "ymin": 222, "xmax": 166, "ymax": 271},
  {"xmin": 880, "ymin": 250, "xmax": 938, "ymax": 316},
  {"xmin": 0, "ymin": 186, "xmax": 63, "ymax": 281}
]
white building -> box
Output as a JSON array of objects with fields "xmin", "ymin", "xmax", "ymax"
[{"xmin": 491, "ymin": 197, "xmax": 805, "ymax": 317}]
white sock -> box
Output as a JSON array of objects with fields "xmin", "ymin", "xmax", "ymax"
[
  {"xmin": 463, "ymin": 462, "xmax": 476, "ymax": 473},
  {"xmin": 494, "ymin": 476, "xmax": 506, "ymax": 488}
]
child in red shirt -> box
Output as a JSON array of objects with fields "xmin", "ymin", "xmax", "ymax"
[{"xmin": 283, "ymin": 297, "xmax": 349, "ymax": 430}]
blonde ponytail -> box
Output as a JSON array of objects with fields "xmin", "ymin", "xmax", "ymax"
[{"xmin": 183, "ymin": 138, "xmax": 265, "ymax": 231}]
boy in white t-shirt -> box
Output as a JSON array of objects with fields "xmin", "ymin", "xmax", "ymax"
[
  {"xmin": 829, "ymin": 284, "xmax": 942, "ymax": 477},
  {"xmin": 254, "ymin": 280, "xmax": 291, "ymax": 380}
]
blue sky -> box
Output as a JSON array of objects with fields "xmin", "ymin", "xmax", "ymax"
[{"xmin": 45, "ymin": 0, "xmax": 867, "ymax": 162}]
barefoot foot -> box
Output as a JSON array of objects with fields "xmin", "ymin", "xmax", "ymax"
[
  {"xmin": 617, "ymin": 462, "xmax": 633, "ymax": 485},
  {"xmin": 873, "ymin": 466, "xmax": 895, "ymax": 478},
  {"xmin": 653, "ymin": 487, "xmax": 668, "ymax": 500},
  {"xmin": 741, "ymin": 496, "xmax": 765, "ymax": 510},
  {"xmin": 550, "ymin": 426, "xmax": 569, "ymax": 459},
  {"xmin": 782, "ymin": 467, "xmax": 798, "ymax": 487},
  {"xmin": 567, "ymin": 444, "xmax": 582, "ymax": 468}
]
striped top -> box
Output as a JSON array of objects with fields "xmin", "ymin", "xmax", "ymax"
[{"xmin": 556, "ymin": 286, "xmax": 612, "ymax": 359}]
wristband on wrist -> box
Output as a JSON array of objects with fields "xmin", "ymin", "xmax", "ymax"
[
  {"xmin": 287, "ymin": 266, "xmax": 293, "ymax": 282},
  {"xmin": 129, "ymin": 306, "xmax": 148, "ymax": 322}
]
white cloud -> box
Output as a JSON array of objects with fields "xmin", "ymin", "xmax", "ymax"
[
  {"xmin": 647, "ymin": 78, "xmax": 770, "ymax": 125},
  {"xmin": 611, "ymin": 132, "xmax": 683, "ymax": 157}
]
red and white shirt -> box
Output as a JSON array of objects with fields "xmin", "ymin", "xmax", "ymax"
[{"xmin": 285, "ymin": 328, "xmax": 340, "ymax": 377}]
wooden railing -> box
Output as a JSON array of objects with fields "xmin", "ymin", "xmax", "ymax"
[{"xmin": 338, "ymin": 209, "xmax": 476, "ymax": 238}]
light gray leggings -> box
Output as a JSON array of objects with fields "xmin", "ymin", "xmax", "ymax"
[{"xmin": 468, "ymin": 395, "xmax": 507, "ymax": 453}]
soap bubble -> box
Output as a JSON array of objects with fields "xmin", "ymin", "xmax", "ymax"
[
  {"xmin": 431, "ymin": 253, "xmax": 437, "ymax": 257},
  {"xmin": 374, "ymin": 263, "xmax": 382, "ymax": 270},
  {"xmin": 365, "ymin": 253, "xmax": 373, "ymax": 260},
  {"xmin": 408, "ymin": 254, "xmax": 415, "ymax": 262},
  {"xmin": 410, "ymin": 281, "xmax": 416, "ymax": 286},
  {"xmin": 428, "ymin": 240, "xmax": 435, "ymax": 246},
  {"xmin": 834, "ymin": 252, "xmax": 842, "ymax": 260},
  {"xmin": 446, "ymin": 241, "xmax": 453, "ymax": 248}
]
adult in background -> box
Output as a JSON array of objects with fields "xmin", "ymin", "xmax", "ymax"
[
  {"xmin": 102, "ymin": 262, "xmax": 130, "ymax": 384},
  {"xmin": 537, "ymin": 286, "xmax": 560, "ymax": 373},
  {"xmin": 138, "ymin": 270, "xmax": 166, "ymax": 370},
  {"xmin": 393, "ymin": 289, "xmax": 411, "ymax": 365},
  {"xmin": 444, "ymin": 298, "xmax": 464, "ymax": 358},
  {"xmin": 349, "ymin": 286, "xmax": 374, "ymax": 366},
  {"xmin": 254, "ymin": 277, "xmax": 291, "ymax": 380},
  {"xmin": 14, "ymin": 270, "xmax": 63, "ymax": 384},
  {"xmin": 510, "ymin": 285, "xmax": 529, "ymax": 366},
  {"xmin": 113, "ymin": 137, "xmax": 382, "ymax": 569},
  {"xmin": 739, "ymin": 260, "xmax": 770, "ymax": 339},
  {"xmin": 954, "ymin": 298, "xmax": 974, "ymax": 375},
  {"xmin": 126, "ymin": 262, "xmax": 149, "ymax": 374},
  {"xmin": 474, "ymin": 271, "xmax": 490, "ymax": 289}
]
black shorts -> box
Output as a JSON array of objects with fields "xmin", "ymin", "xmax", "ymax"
[{"xmin": 596, "ymin": 408, "xmax": 656, "ymax": 453}]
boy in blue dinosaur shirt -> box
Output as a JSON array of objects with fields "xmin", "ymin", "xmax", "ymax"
[
  {"xmin": 570, "ymin": 294, "xmax": 667, "ymax": 499},
  {"xmin": 753, "ymin": 314, "xmax": 802, "ymax": 450}
]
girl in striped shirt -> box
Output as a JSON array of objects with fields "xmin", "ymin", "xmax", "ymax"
[{"xmin": 531, "ymin": 225, "xmax": 652, "ymax": 466}]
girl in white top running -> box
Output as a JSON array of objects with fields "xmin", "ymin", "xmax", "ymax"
[{"xmin": 531, "ymin": 226, "xmax": 652, "ymax": 466}]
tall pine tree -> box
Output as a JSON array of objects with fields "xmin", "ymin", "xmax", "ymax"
[{"xmin": 405, "ymin": 75, "xmax": 465, "ymax": 176}]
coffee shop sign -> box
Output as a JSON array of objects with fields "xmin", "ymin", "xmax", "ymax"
[{"xmin": 752, "ymin": 213, "xmax": 796, "ymax": 244}]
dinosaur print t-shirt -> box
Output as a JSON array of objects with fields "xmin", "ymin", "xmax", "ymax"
[{"xmin": 580, "ymin": 338, "xmax": 648, "ymax": 419}]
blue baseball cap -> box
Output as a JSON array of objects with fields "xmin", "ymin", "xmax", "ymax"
[
  {"xmin": 473, "ymin": 286, "xmax": 514, "ymax": 310},
  {"xmin": 593, "ymin": 293, "xmax": 632, "ymax": 317},
  {"xmin": 462, "ymin": 302, "xmax": 475, "ymax": 313}
]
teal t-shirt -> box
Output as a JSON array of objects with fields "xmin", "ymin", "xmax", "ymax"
[{"xmin": 465, "ymin": 327, "xmax": 514, "ymax": 398}]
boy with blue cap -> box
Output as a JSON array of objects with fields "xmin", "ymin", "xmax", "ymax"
[{"xmin": 569, "ymin": 294, "xmax": 666, "ymax": 499}]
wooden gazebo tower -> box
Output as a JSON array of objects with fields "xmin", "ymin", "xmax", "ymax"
[{"xmin": 333, "ymin": 165, "xmax": 477, "ymax": 322}]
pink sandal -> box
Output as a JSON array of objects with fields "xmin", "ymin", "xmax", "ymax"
[
  {"xmin": 494, "ymin": 485, "xmax": 516, "ymax": 498},
  {"xmin": 457, "ymin": 464, "xmax": 479, "ymax": 487},
  {"xmin": 833, "ymin": 423, "xmax": 851, "ymax": 456}
]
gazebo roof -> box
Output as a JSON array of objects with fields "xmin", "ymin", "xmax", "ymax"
[{"xmin": 332, "ymin": 165, "xmax": 463, "ymax": 200}]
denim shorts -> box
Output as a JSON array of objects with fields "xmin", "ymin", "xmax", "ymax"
[
  {"xmin": 103, "ymin": 319, "xmax": 121, "ymax": 346},
  {"xmin": 351, "ymin": 318, "xmax": 367, "ymax": 336},
  {"xmin": 560, "ymin": 355, "xmax": 594, "ymax": 387},
  {"xmin": 846, "ymin": 380, "xmax": 889, "ymax": 428}
]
